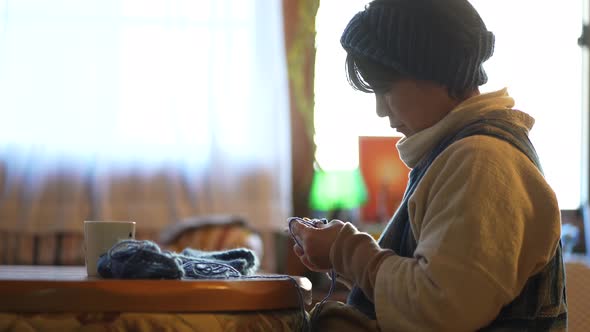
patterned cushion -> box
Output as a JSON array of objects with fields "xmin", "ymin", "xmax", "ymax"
[{"xmin": 0, "ymin": 310, "xmax": 306, "ymax": 332}]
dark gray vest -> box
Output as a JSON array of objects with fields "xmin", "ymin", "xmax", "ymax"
[{"xmin": 347, "ymin": 118, "xmax": 567, "ymax": 330}]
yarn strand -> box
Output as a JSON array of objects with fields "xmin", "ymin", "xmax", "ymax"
[{"xmin": 287, "ymin": 216, "xmax": 338, "ymax": 331}]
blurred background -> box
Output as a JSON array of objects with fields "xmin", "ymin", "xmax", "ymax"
[{"xmin": 0, "ymin": 0, "xmax": 588, "ymax": 277}]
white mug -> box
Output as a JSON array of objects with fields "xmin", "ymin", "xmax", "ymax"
[{"xmin": 83, "ymin": 220, "xmax": 136, "ymax": 277}]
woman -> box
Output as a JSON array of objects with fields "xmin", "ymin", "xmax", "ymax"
[{"xmin": 290, "ymin": 0, "xmax": 567, "ymax": 331}]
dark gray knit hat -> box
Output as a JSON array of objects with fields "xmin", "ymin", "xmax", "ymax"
[{"xmin": 341, "ymin": 0, "xmax": 495, "ymax": 91}]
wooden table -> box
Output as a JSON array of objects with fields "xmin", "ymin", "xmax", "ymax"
[{"xmin": 0, "ymin": 265, "xmax": 312, "ymax": 313}]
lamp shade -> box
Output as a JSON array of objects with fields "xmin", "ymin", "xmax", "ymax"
[{"xmin": 309, "ymin": 168, "xmax": 368, "ymax": 211}]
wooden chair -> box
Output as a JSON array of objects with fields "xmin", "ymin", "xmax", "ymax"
[{"xmin": 158, "ymin": 214, "xmax": 263, "ymax": 260}]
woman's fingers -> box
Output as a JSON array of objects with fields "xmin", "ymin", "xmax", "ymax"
[
  {"xmin": 293, "ymin": 243, "xmax": 304, "ymax": 257},
  {"xmin": 301, "ymin": 255, "xmax": 329, "ymax": 273},
  {"xmin": 288, "ymin": 216, "xmax": 346, "ymax": 272}
]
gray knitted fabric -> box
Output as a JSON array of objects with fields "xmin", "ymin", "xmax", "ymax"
[{"xmin": 341, "ymin": 0, "xmax": 495, "ymax": 91}]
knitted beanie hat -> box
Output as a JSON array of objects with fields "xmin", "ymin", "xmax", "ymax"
[{"xmin": 341, "ymin": 0, "xmax": 495, "ymax": 91}]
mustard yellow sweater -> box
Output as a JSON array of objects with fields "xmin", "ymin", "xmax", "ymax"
[{"xmin": 329, "ymin": 89, "xmax": 562, "ymax": 331}]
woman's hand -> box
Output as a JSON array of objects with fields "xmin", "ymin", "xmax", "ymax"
[{"xmin": 290, "ymin": 219, "xmax": 346, "ymax": 272}]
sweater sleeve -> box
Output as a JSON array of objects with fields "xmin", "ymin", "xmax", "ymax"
[
  {"xmin": 330, "ymin": 223, "xmax": 396, "ymax": 300},
  {"xmin": 366, "ymin": 136, "xmax": 561, "ymax": 331}
]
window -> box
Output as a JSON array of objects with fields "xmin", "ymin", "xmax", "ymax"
[
  {"xmin": 0, "ymin": 0, "xmax": 292, "ymax": 236},
  {"xmin": 0, "ymin": 0, "xmax": 286, "ymax": 165},
  {"xmin": 314, "ymin": 0, "xmax": 584, "ymax": 209}
]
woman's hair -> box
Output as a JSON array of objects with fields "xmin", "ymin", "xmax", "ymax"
[
  {"xmin": 345, "ymin": 53, "xmax": 403, "ymax": 94},
  {"xmin": 345, "ymin": 53, "xmax": 472, "ymax": 100}
]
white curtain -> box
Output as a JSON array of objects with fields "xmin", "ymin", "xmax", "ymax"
[{"xmin": 0, "ymin": 0, "xmax": 292, "ymax": 236}]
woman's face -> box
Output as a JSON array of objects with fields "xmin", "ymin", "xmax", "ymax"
[{"xmin": 375, "ymin": 79, "xmax": 459, "ymax": 137}]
